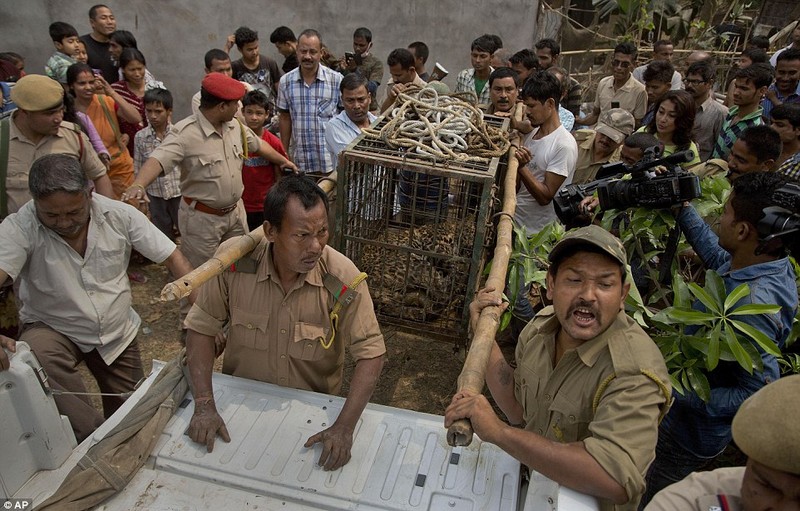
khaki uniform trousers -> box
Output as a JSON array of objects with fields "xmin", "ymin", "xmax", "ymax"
[{"xmin": 19, "ymin": 322, "xmax": 144, "ymax": 443}]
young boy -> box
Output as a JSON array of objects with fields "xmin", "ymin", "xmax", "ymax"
[
  {"xmin": 73, "ymin": 40, "xmax": 89, "ymax": 64},
  {"xmin": 229, "ymin": 26, "xmax": 281, "ymax": 110},
  {"xmin": 240, "ymin": 90, "xmax": 287, "ymax": 231},
  {"xmin": 133, "ymin": 88, "xmax": 182, "ymax": 240},
  {"xmin": 773, "ymin": 103, "xmax": 800, "ymax": 178},
  {"xmin": 454, "ymin": 34, "xmax": 499, "ymax": 107},
  {"xmin": 45, "ymin": 22, "xmax": 81, "ymax": 84},
  {"xmin": 641, "ymin": 60, "xmax": 674, "ymax": 125}
]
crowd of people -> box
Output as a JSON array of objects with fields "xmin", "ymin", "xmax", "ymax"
[{"xmin": 1, "ymin": 4, "xmax": 799, "ymax": 510}]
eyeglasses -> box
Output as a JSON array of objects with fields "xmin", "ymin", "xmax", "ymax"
[
  {"xmin": 683, "ymin": 78, "xmax": 706, "ymax": 85},
  {"xmin": 611, "ymin": 59, "xmax": 632, "ymax": 69}
]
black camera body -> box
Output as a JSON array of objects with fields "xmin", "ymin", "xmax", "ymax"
[
  {"xmin": 756, "ymin": 181, "xmax": 800, "ymax": 255},
  {"xmin": 553, "ymin": 148, "xmax": 701, "ymax": 225}
]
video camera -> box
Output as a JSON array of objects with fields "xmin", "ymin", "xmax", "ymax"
[
  {"xmin": 756, "ymin": 181, "xmax": 800, "ymax": 256},
  {"xmin": 553, "ymin": 147, "xmax": 701, "ymax": 226}
]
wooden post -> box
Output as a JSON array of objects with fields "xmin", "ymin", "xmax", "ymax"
[
  {"xmin": 159, "ymin": 173, "xmax": 338, "ymax": 301},
  {"xmin": 446, "ymin": 103, "xmax": 523, "ymax": 447}
]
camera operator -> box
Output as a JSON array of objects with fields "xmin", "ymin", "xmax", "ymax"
[{"xmin": 640, "ymin": 171, "xmax": 799, "ymax": 507}]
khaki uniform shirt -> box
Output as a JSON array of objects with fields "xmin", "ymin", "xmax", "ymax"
[
  {"xmin": 644, "ymin": 467, "xmax": 744, "ymax": 511},
  {"xmin": 593, "ymin": 75, "xmax": 648, "ymax": 124},
  {"xmin": 149, "ymin": 112, "xmax": 261, "ymax": 209},
  {"xmin": 0, "ymin": 194, "xmax": 176, "ymax": 364},
  {"xmin": 514, "ymin": 307, "xmax": 671, "ymax": 511},
  {"xmin": 573, "ymin": 130, "xmax": 622, "ymax": 184},
  {"xmin": 185, "ymin": 239, "xmax": 386, "ymax": 394},
  {"xmin": 6, "ymin": 116, "xmax": 107, "ymax": 214}
]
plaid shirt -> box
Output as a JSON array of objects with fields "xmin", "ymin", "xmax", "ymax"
[
  {"xmin": 454, "ymin": 67, "xmax": 493, "ymax": 107},
  {"xmin": 761, "ymin": 84, "xmax": 800, "ymax": 120},
  {"xmin": 711, "ymin": 105, "xmax": 764, "ymax": 160},
  {"xmin": 45, "ymin": 51, "xmax": 76, "ymax": 84},
  {"xmin": 134, "ymin": 124, "xmax": 181, "ymax": 199},
  {"xmin": 276, "ymin": 64, "xmax": 342, "ymax": 174},
  {"xmin": 779, "ymin": 151, "xmax": 800, "ymax": 180}
]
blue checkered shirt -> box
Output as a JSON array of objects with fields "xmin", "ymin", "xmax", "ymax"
[
  {"xmin": 134, "ymin": 124, "xmax": 182, "ymax": 199},
  {"xmin": 761, "ymin": 84, "xmax": 800, "ymax": 120},
  {"xmin": 277, "ymin": 64, "xmax": 343, "ymax": 174},
  {"xmin": 779, "ymin": 151, "xmax": 800, "ymax": 180}
]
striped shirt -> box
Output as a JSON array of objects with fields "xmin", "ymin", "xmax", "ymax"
[
  {"xmin": 276, "ymin": 64, "xmax": 343, "ymax": 174},
  {"xmin": 711, "ymin": 105, "xmax": 764, "ymax": 160},
  {"xmin": 455, "ymin": 67, "xmax": 494, "ymax": 107},
  {"xmin": 133, "ymin": 123, "xmax": 181, "ymax": 199},
  {"xmin": 779, "ymin": 152, "xmax": 800, "ymax": 180},
  {"xmin": 761, "ymin": 84, "xmax": 800, "ymax": 120}
]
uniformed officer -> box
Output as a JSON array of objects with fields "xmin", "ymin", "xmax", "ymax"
[
  {"xmin": 445, "ymin": 225, "xmax": 671, "ymax": 511},
  {"xmin": 3, "ymin": 74, "xmax": 113, "ymax": 215},
  {"xmin": 120, "ymin": 72, "xmax": 297, "ymax": 269},
  {"xmin": 183, "ymin": 174, "xmax": 386, "ymax": 471},
  {"xmin": 645, "ymin": 375, "xmax": 800, "ymax": 511}
]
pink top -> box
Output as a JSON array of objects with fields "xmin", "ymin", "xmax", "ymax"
[{"xmin": 76, "ymin": 111, "xmax": 109, "ymax": 158}]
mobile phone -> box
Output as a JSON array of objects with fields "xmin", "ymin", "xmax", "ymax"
[{"xmin": 345, "ymin": 52, "xmax": 356, "ymax": 61}]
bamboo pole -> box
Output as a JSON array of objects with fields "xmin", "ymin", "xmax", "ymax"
[
  {"xmin": 159, "ymin": 173, "xmax": 338, "ymax": 301},
  {"xmin": 446, "ymin": 103, "xmax": 523, "ymax": 447}
]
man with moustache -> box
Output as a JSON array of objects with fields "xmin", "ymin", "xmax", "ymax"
[
  {"xmin": 684, "ymin": 59, "xmax": 728, "ymax": 161},
  {"xmin": 761, "ymin": 48, "xmax": 800, "ymax": 119},
  {"xmin": 0, "ymin": 154, "xmax": 195, "ymax": 443},
  {"xmin": 486, "ymin": 67, "xmax": 532, "ymax": 134},
  {"xmin": 183, "ymin": 175, "xmax": 386, "ymax": 472},
  {"xmin": 445, "ymin": 225, "xmax": 671, "ymax": 510},
  {"xmin": 325, "ymin": 74, "xmax": 375, "ymax": 161},
  {"xmin": 277, "ymin": 29, "xmax": 343, "ymax": 176},
  {"xmin": 572, "ymin": 108, "xmax": 635, "ymax": 184}
]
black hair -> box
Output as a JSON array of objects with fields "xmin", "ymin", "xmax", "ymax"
[
  {"xmin": 143, "ymin": 87, "xmax": 173, "ymax": 110},
  {"xmin": 653, "ymin": 39, "xmax": 673, "ymax": 51},
  {"xmin": 269, "ymin": 26, "xmax": 296, "ymax": 44},
  {"xmin": 88, "ymin": 4, "xmax": 110, "ymax": 19},
  {"xmin": 486, "ymin": 34, "xmax": 503, "ymax": 50},
  {"xmin": 298, "ymin": 29, "xmax": 323, "ymax": 45},
  {"xmin": 471, "ymin": 35, "xmax": 498, "ymax": 54},
  {"xmin": 735, "ymin": 63, "xmax": 774, "ymax": 89},
  {"xmin": 624, "ymin": 132, "xmax": 662, "ymax": 152},
  {"xmin": 407, "ymin": 41, "xmax": 429, "ymax": 64},
  {"xmin": 387, "ymin": 48, "xmax": 415, "ymax": 69},
  {"xmin": 546, "ymin": 66, "xmax": 570, "ymax": 95},
  {"xmin": 740, "ymin": 47, "xmax": 769, "ymax": 64},
  {"xmin": 234, "ymin": 26, "xmax": 258, "ymax": 49},
  {"xmin": 748, "ymin": 35, "xmax": 770, "ymax": 51},
  {"xmin": 509, "ymin": 49, "xmax": 538, "ymax": 70},
  {"xmin": 534, "ymin": 38, "xmax": 560, "ymax": 56},
  {"xmin": 738, "ymin": 125, "xmax": 783, "ymax": 163},
  {"xmin": 730, "ymin": 171, "xmax": 789, "ymax": 239},
  {"xmin": 119, "ymin": 47, "xmax": 145, "ymax": 69},
  {"xmin": 340, "ymin": 72, "xmax": 369, "ymax": 92},
  {"xmin": 489, "ymin": 67, "xmax": 520, "ymax": 88},
  {"xmin": 520, "ymin": 70, "xmax": 562, "ymax": 105},
  {"xmin": 643, "ymin": 60, "xmax": 674, "ymax": 83},
  {"xmin": 110, "ymin": 30, "xmax": 138, "ymax": 50},
  {"xmin": 49, "ymin": 22, "xmax": 79, "ymax": 43},
  {"xmin": 66, "ymin": 62, "xmax": 93, "ymax": 90},
  {"xmin": 353, "ymin": 27, "xmax": 372, "ymax": 43},
  {"xmin": 645, "ymin": 90, "xmax": 696, "ymax": 147},
  {"xmin": 686, "ymin": 59, "xmax": 716, "ymax": 83},
  {"xmin": 548, "ymin": 243, "xmax": 627, "ymax": 282},
  {"xmin": 204, "ymin": 48, "xmax": 230, "ymax": 69},
  {"xmin": 263, "ymin": 174, "xmax": 329, "ymax": 230},
  {"xmin": 614, "ymin": 41, "xmax": 638, "ymax": 58},
  {"xmin": 241, "ymin": 89, "xmax": 270, "ymax": 110},
  {"xmin": 777, "ymin": 48, "xmax": 800, "ymax": 64},
  {"xmin": 771, "ymin": 103, "xmax": 800, "ymax": 129}
]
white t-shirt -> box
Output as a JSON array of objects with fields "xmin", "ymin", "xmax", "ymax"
[{"xmin": 514, "ymin": 125, "xmax": 578, "ymax": 234}]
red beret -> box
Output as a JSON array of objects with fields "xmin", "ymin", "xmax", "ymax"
[{"xmin": 201, "ymin": 72, "xmax": 246, "ymax": 101}]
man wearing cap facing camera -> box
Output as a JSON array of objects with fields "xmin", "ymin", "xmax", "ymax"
[
  {"xmin": 121, "ymin": 72, "xmax": 297, "ymax": 271},
  {"xmin": 445, "ymin": 225, "xmax": 671, "ymax": 511},
  {"xmin": 3, "ymin": 74, "xmax": 113, "ymax": 216},
  {"xmin": 645, "ymin": 375, "xmax": 800, "ymax": 510},
  {"xmin": 572, "ymin": 108, "xmax": 636, "ymax": 184}
]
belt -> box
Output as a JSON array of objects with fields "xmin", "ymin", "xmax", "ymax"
[{"xmin": 183, "ymin": 196, "xmax": 238, "ymax": 216}]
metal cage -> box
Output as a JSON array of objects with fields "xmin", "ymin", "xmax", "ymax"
[{"xmin": 333, "ymin": 116, "xmax": 509, "ymax": 343}]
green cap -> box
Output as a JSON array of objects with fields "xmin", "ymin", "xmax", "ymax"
[
  {"xmin": 548, "ymin": 225, "xmax": 627, "ymax": 267},
  {"xmin": 732, "ymin": 375, "xmax": 800, "ymax": 475}
]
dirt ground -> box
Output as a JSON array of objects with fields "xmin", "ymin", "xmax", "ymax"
[{"xmin": 123, "ymin": 259, "xmax": 467, "ymax": 417}]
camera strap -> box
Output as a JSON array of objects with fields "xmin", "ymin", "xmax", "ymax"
[{"xmin": 658, "ymin": 225, "xmax": 682, "ymax": 286}]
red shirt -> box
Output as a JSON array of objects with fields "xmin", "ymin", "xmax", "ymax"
[{"xmin": 241, "ymin": 130, "xmax": 287, "ymax": 212}]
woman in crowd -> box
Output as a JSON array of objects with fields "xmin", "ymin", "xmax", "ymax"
[
  {"xmin": 109, "ymin": 30, "xmax": 161, "ymax": 88},
  {"xmin": 642, "ymin": 90, "xmax": 701, "ymax": 168},
  {"xmin": 111, "ymin": 48, "xmax": 148, "ymax": 156},
  {"xmin": 67, "ymin": 62, "xmax": 141, "ymax": 198}
]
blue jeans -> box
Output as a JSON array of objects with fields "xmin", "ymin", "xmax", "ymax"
[{"xmin": 639, "ymin": 428, "xmax": 718, "ymax": 509}]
